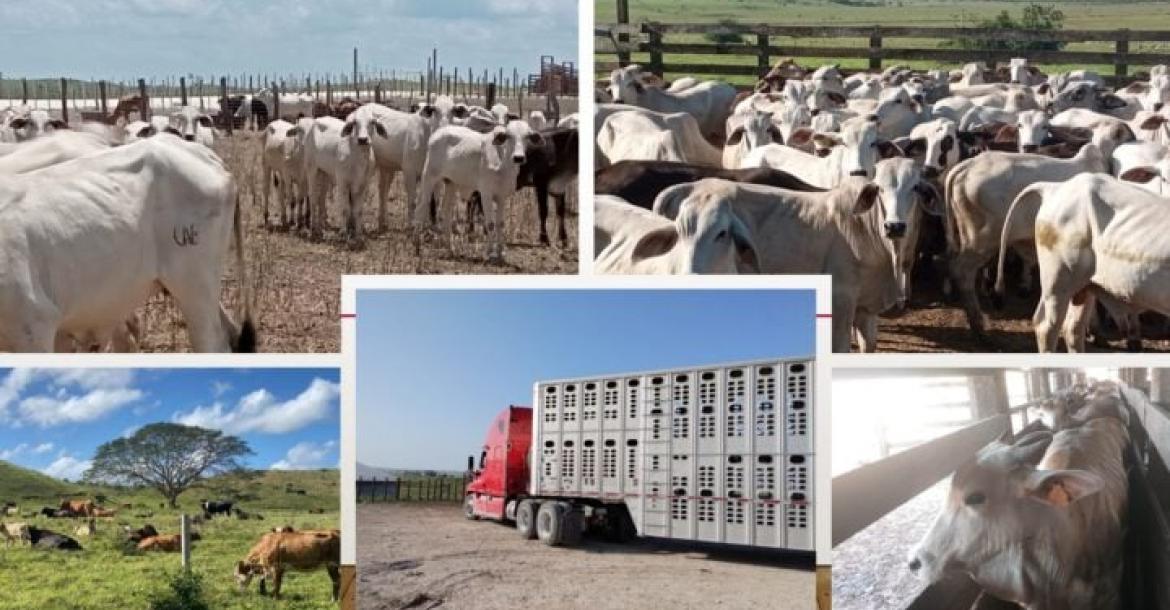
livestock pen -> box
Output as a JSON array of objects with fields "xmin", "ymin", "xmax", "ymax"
[
  {"xmin": 1, "ymin": 54, "xmax": 579, "ymax": 353},
  {"xmin": 831, "ymin": 368, "xmax": 1170, "ymax": 609}
]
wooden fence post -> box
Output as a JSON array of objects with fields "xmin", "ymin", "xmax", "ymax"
[
  {"xmin": 485, "ymin": 83, "xmax": 496, "ymax": 110},
  {"xmin": 59, "ymin": 78, "xmax": 68, "ymax": 125},
  {"xmin": 273, "ymin": 82, "xmax": 281, "ymax": 121},
  {"xmin": 1116, "ymin": 29, "xmax": 1130, "ymax": 83},
  {"xmin": 180, "ymin": 514, "xmax": 191, "ymax": 571},
  {"xmin": 21, "ymin": 78, "xmax": 28, "ymax": 105},
  {"xmin": 868, "ymin": 26, "xmax": 883, "ymax": 71},
  {"xmin": 757, "ymin": 33, "xmax": 771, "ymax": 76},
  {"xmin": 179, "ymin": 76, "xmax": 187, "ymax": 107},
  {"xmin": 220, "ymin": 77, "xmax": 232, "ymax": 135},
  {"xmin": 616, "ymin": 0, "xmax": 631, "ymax": 67},
  {"xmin": 138, "ymin": 79, "xmax": 149, "ymax": 121},
  {"xmin": 99, "ymin": 81, "xmax": 108, "ymax": 114},
  {"xmin": 646, "ymin": 24, "xmax": 665, "ymax": 77}
]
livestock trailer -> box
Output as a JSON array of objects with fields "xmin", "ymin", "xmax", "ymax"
[{"xmin": 463, "ymin": 357, "xmax": 816, "ymax": 551}]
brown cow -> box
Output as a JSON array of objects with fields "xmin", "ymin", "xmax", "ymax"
[
  {"xmin": 59, "ymin": 499, "xmax": 95, "ymax": 517},
  {"xmin": 235, "ymin": 529, "xmax": 340, "ymax": 600},
  {"xmin": 137, "ymin": 532, "xmax": 200, "ymax": 552}
]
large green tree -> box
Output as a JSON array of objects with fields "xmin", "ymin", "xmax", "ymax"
[{"xmin": 84, "ymin": 423, "xmax": 252, "ymax": 508}]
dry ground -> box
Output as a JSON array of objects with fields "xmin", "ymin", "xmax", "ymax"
[
  {"xmin": 137, "ymin": 128, "xmax": 579, "ymax": 353},
  {"xmin": 358, "ymin": 502, "xmax": 815, "ymax": 610}
]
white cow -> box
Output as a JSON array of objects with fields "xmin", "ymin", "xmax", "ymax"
[
  {"xmin": 741, "ymin": 116, "xmax": 902, "ymax": 188},
  {"xmin": 608, "ymin": 65, "xmax": 737, "ymax": 140},
  {"xmin": 414, "ymin": 120, "xmax": 544, "ymax": 261},
  {"xmin": 260, "ymin": 119, "xmax": 297, "ymax": 227},
  {"xmin": 597, "ymin": 109, "xmax": 722, "ymax": 168},
  {"xmin": 722, "ymin": 109, "xmax": 784, "ymax": 170},
  {"xmin": 0, "ymin": 138, "xmax": 254, "ymax": 352},
  {"xmin": 1112, "ymin": 141, "xmax": 1170, "ymax": 196},
  {"xmin": 871, "ymin": 87, "xmax": 931, "ymax": 138},
  {"xmin": 291, "ymin": 115, "xmax": 375, "ymax": 247},
  {"xmin": 593, "ymin": 194, "xmax": 757, "ymax": 274},
  {"xmin": 124, "ymin": 116, "xmax": 176, "ymax": 142},
  {"xmin": 169, "ymin": 106, "xmax": 215, "ymax": 147},
  {"xmin": 528, "ymin": 110, "xmax": 548, "ymax": 131},
  {"xmin": 341, "ymin": 103, "xmax": 435, "ymax": 234}
]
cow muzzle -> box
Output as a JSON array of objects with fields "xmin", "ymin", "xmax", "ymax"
[
  {"xmin": 848, "ymin": 169, "xmax": 868, "ymax": 177},
  {"xmin": 923, "ymin": 165, "xmax": 940, "ymax": 179},
  {"xmin": 884, "ymin": 221, "xmax": 907, "ymax": 239},
  {"xmin": 184, "ymin": 134, "xmax": 195, "ymax": 142},
  {"xmin": 358, "ymin": 137, "xmax": 370, "ymax": 146},
  {"xmin": 908, "ymin": 557, "xmax": 922, "ymax": 572},
  {"xmin": 512, "ymin": 155, "xmax": 526, "ymax": 164}
]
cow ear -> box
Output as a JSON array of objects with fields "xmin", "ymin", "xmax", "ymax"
[
  {"xmin": 1024, "ymin": 469, "xmax": 1103, "ymax": 508},
  {"xmin": 286, "ymin": 127, "xmax": 300, "ymax": 137},
  {"xmin": 196, "ymin": 116, "xmax": 212, "ymax": 128},
  {"xmin": 914, "ymin": 182, "xmax": 944, "ymax": 216},
  {"xmin": 164, "ymin": 127, "xmax": 181, "ymax": 137},
  {"xmin": 525, "ymin": 132, "xmax": 545, "ymax": 147},
  {"xmin": 137, "ymin": 126, "xmax": 156, "ymax": 138},
  {"xmin": 897, "ymin": 137, "xmax": 927, "ymax": 157},
  {"xmin": 810, "ymin": 132, "xmax": 839, "ymax": 149},
  {"xmin": 506, "ymin": 113, "xmax": 521, "ymax": 123},
  {"xmin": 1124, "ymin": 81, "xmax": 1149, "ymax": 94},
  {"xmin": 854, "ymin": 183, "xmax": 880, "ymax": 213},
  {"xmin": 725, "ymin": 126, "xmax": 746, "ymax": 145},
  {"xmin": 826, "ymin": 91, "xmax": 847, "ymax": 105},
  {"xmin": 418, "ymin": 104, "xmax": 433, "ymax": 117},
  {"xmin": 341, "ymin": 121, "xmax": 356, "ymax": 137},
  {"xmin": 632, "ymin": 81, "xmax": 645, "ymax": 94},
  {"xmin": 1120, "ymin": 166, "xmax": 1160, "ymax": 184},
  {"xmin": 47, "ymin": 119, "xmax": 68, "ymax": 129},
  {"xmin": 995, "ymin": 124, "xmax": 1019, "ymax": 143},
  {"xmin": 373, "ymin": 121, "xmax": 388, "ymax": 138},
  {"xmin": 1101, "ymin": 94, "xmax": 1129, "ymax": 110},
  {"xmin": 1140, "ymin": 114, "xmax": 1168, "ymax": 131},
  {"xmin": 1037, "ymin": 82, "xmax": 1051, "ymax": 95},
  {"xmin": 491, "ymin": 130, "xmax": 508, "ymax": 146},
  {"xmin": 631, "ymin": 226, "xmax": 679, "ymax": 261},
  {"xmin": 789, "ymin": 127, "xmax": 816, "ymax": 146},
  {"xmin": 730, "ymin": 215, "xmax": 760, "ymax": 273},
  {"xmin": 8, "ymin": 118, "xmax": 27, "ymax": 129},
  {"xmin": 874, "ymin": 140, "xmax": 904, "ymax": 159},
  {"xmin": 452, "ymin": 105, "xmax": 469, "ymax": 119}
]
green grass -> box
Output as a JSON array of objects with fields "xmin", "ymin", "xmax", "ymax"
[
  {"xmin": 595, "ymin": 0, "xmax": 1170, "ymax": 85},
  {"xmin": 0, "ymin": 461, "xmax": 74, "ymax": 502},
  {"xmin": 0, "ymin": 466, "xmax": 339, "ymax": 610}
]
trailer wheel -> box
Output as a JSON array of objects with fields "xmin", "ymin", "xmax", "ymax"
[
  {"xmin": 536, "ymin": 501, "xmax": 565, "ymax": 546},
  {"xmin": 463, "ymin": 495, "xmax": 479, "ymax": 521},
  {"xmin": 560, "ymin": 507, "xmax": 584, "ymax": 547},
  {"xmin": 516, "ymin": 500, "xmax": 539, "ymax": 539}
]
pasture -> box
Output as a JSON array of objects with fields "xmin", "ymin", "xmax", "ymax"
[
  {"xmin": 595, "ymin": 0, "xmax": 1170, "ymax": 83},
  {"xmin": 0, "ymin": 466, "xmax": 339, "ymax": 609}
]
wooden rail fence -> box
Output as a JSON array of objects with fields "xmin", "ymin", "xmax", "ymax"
[{"xmin": 595, "ymin": 22, "xmax": 1170, "ymax": 85}]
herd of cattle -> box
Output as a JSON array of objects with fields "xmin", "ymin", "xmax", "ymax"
[
  {"xmin": 909, "ymin": 379, "xmax": 1132, "ymax": 608},
  {"xmin": 593, "ymin": 59, "xmax": 1170, "ymax": 352},
  {"xmin": 0, "ymin": 496, "xmax": 340, "ymax": 600},
  {"xmin": 0, "ymin": 88, "xmax": 578, "ymax": 352}
]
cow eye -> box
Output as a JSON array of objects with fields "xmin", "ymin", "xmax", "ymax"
[
  {"xmin": 715, "ymin": 229, "xmax": 729, "ymax": 241},
  {"xmin": 964, "ymin": 492, "xmax": 986, "ymax": 506}
]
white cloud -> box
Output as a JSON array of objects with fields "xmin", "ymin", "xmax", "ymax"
[
  {"xmin": 212, "ymin": 381, "xmax": 233, "ymax": 397},
  {"xmin": 0, "ymin": 443, "xmax": 29, "ymax": 460},
  {"xmin": 43, "ymin": 454, "xmax": 92, "ymax": 481},
  {"xmin": 173, "ymin": 378, "xmax": 339, "ymax": 435},
  {"xmin": 32, "ymin": 442, "xmax": 54, "ymax": 454},
  {"xmin": 0, "ymin": 369, "xmax": 144, "ymax": 428},
  {"xmin": 121, "ymin": 425, "xmax": 142, "ymax": 439},
  {"xmin": 271, "ymin": 440, "xmax": 337, "ymax": 470}
]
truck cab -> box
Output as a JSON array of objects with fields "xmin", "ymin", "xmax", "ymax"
[{"xmin": 464, "ymin": 405, "xmax": 532, "ymax": 520}]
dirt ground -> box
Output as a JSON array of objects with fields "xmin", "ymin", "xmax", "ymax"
[
  {"xmin": 358, "ymin": 502, "xmax": 815, "ymax": 610},
  {"xmin": 871, "ymin": 272, "xmax": 1170, "ymax": 353},
  {"xmin": 136, "ymin": 128, "xmax": 579, "ymax": 353}
]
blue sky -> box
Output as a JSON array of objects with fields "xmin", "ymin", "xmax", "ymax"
[
  {"xmin": 0, "ymin": 0, "xmax": 578, "ymax": 82},
  {"xmin": 0, "ymin": 368, "xmax": 340, "ymax": 481},
  {"xmin": 356, "ymin": 289, "xmax": 816, "ymax": 471}
]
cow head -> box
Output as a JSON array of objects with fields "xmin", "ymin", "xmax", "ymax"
[
  {"xmin": 905, "ymin": 118, "xmax": 957, "ymax": 178},
  {"xmin": 489, "ymin": 120, "xmax": 544, "ymax": 166},
  {"xmin": 8, "ymin": 110, "xmax": 67, "ymax": 140},
  {"xmin": 234, "ymin": 561, "xmax": 262, "ymax": 590},
  {"xmin": 1014, "ymin": 110, "xmax": 1050, "ymax": 153},
  {"xmin": 649, "ymin": 180, "xmax": 760, "ymax": 274},
  {"xmin": 819, "ymin": 115, "xmax": 899, "ymax": 178},
  {"xmin": 907, "ymin": 431, "xmax": 1105, "ymax": 601},
  {"xmin": 342, "ymin": 106, "xmax": 389, "ymax": 147},
  {"xmin": 726, "ymin": 109, "xmax": 782, "ymax": 151},
  {"xmin": 170, "ymin": 106, "xmax": 213, "ymax": 143},
  {"xmin": 609, "ymin": 65, "xmax": 647, "ymax": 102}
]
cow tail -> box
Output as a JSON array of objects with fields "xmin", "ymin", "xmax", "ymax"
[
  {"xmin": 942, "ymin": 162, "xmax": 963, "ymax": 260},
  {"xmin": 996, "ymin": 184, "xmax": 1045, "ymax": 298},
  {"xmin": 233, "ymin": 191, "xmax": 257, "ymax": 353}
]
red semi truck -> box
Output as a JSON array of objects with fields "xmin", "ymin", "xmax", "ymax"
[{"xmin": 463, "ymin": 358, "xmax": 816, "ymax": 550}]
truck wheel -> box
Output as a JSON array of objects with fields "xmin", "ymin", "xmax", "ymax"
[
  {"xmin": 560, "ymin": 507, "xmax": 584, "ymax": 547},
  {"xmin": 516, "ymin": 500, "xmax": 539, "ymax": 540},
  {"xmin": 463, "ymin": 495, "xmax": 479, "ymax": 520},
  {"xmin": 536, "ymin": 501, "xmax": 565, "ymax": 546}
]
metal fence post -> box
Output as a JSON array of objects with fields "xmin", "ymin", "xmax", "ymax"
[{"xmin": 180, "ymin": 514, "xmax": 191, "ymax": 571}]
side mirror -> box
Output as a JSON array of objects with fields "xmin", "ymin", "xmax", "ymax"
[{"xmin": 467, "ymin": 455, "xmax": 475, "ymax": 473}]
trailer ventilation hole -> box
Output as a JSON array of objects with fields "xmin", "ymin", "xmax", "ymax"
[
  {"xmin": 544, "ymin": 440, "xmax": 555, "ymax": 448},
  {"xmin": 583, "ymin": 439, "xmax": 595, "ymax": 447},
  {"xmin": 729, "ymin": 455, "xmax": 742, "ymax": 464},
  {"xmin": 729, "ymin": 369, "xmax": 743, "ymax": 379},
  {"xmin": 727, "ymin": 500, "xmax": 744, "ymax": 524},
  {"xmin": 606, "ymin": 380, "xmax": 617, "ymax": 389},
  {"xmin": 651, "ymin": 376, "xmax": 664, "ymax": 385},
  {"xmin": 700, "ymin": 489, "xmax": 713, "ymax": 498},
  {"xmin": 546, "ymin": 386, "xmax": 556, "ymax": 394},
  {"xmin": 758, "ymin": 455, "xmax": 773, "ymax": 464},
  {"xmin": 789, "ymin": 364, "xmax": 805, "ymax": 374},
  {"xmin": 792, "ymin": 400, "xmax": 805, "ymax": 410},
  {"xmin": 759, "ymin": 401, "xmax": 774, "ymax": 412},
  {"xmin": 673, "ymin": 488, "xmax": 686, "ymax": 496},
  {"xmin": 791, "ymin": 493, "xmax": 806, "ymax": 502},
  {"xmin": 626, "ymin": 439, "xmax": 638, "ymax": 447},
  {"xmin": 585, "ymin": 382, "xmax": 595, "ymax": 390},
  {"xmin": 650, "ymin": 408, "xmax": 663, "ymax": 415},
  {"xmin": 628, "ymin": 379, "xmax": 639, "ymax": 387},
  {"xmin": 675, "ymin": 374, "xmax": 688, "ymax": 383},
  {"xmin": 701, "ymin": 372, "xmax": 715, "ymax": 381},
  {"xmin": 604, "ymin": 439, "xmax": 616, "ymax": 447},
  {"xmin": 674, "ymin": 407, "xmax": 687, "ymax": 415},
  {"xmin": 790, "ymin": 455, "xmax": 806, "ymax": 464},
  {"xmin": 701, "ymin": 405, "xmax": 714, "ymax": 414},
  {"xmin": 565, "ymin": 384, "xmax": 576, "ymax": 392},
  {"xmin": 759, "ymin": 491, "xmax": 774, "ymax": 500},
  {"xmin": 728, "ymin": 490, "xmax": 742, "ymax": 499},
  {"xmin": 563, "ymin": 440, "xmax": 574, "ymax": 447}
]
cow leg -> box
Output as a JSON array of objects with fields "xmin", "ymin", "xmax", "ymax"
[
  {"xmin": 270, "ymin": 568, "xmax": 284, "ymax": 599},
  {"xmin": 854, "ymin": 313, "xmax": 880, "ymax": 353},
  {"xmin": 346, "ymin": 184, "xmax": 364, "ymax": 250},
  {"xmin": 376, "ymin": 169, "xmax": 391, "ymax": 234},
  {"xmin": 328, "ymin": 564, "xmax": 341, "ymax": 602},
  {"xmin": 950, "ymin": 252, "xmax": 988, "ymax": 338},
  {"xmin": 554, "ymin": 192, "xmax": 568, "ymax": 248},
  {"xmin": 440, "ymin": 186, "xmax": 459, "ymax": 252},
  {"xmin": 492, "ymin": 194, "xmax": 507, "ymax": 262},
  {"xmin": 260, "ymin": 161, "xmax": 271, "ymax": 228},
  {"xmin": 1062, "ymin": 294, "xmax": 1094, "ymax": 353},
  {"xmin": 306, "ymin": 172, "xmax": 324, "ymax": 241},
  {"xmin": 535, "ymin": 182, "xmax": 551, "ymax": 246},
  {"xmin": 831, "ymin": 294, "xmax": 855, "ymax": 353},
  {"xmin": 1033, "ymin": 293, "xmax": 1070, "ymax": 353},
  {"xmin": 413, "ymin": 174, "xmax": 439, "ymax": 232},
  {"xmin": 163, "ymin": 275, "xmax": 233, "ymax": 353}
]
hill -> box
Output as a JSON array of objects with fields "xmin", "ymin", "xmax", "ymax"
[{"xmin": 0, "ymin": 460, "xmax": 75, "ymax": 503}]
